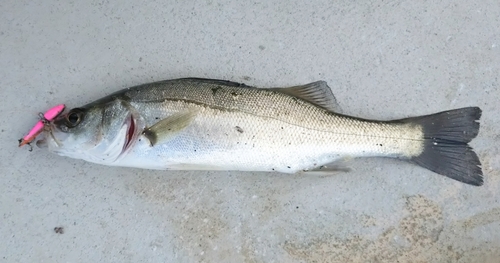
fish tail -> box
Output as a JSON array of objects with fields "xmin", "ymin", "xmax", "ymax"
[{"xmin": 404, "ymin": 107, "xmax": 483, "ymax": 186}]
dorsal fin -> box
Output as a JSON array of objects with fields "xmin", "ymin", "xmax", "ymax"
[
  {"xmin": 270, "ymin": 81, "xmax": 342, "ymax": 113},
  {"xmin": 178, "ymin": 78, "xmax": 249, "ymax": 88}
]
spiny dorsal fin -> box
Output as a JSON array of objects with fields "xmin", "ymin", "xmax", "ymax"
[
  {"xmin": 142, "ymin": 110, "xmax": 197, "ymax": 146},
  {"xmin": 270, "ymin": 81, "xmax": 342, "ymax": 113},
  {"xmin": 178, "ymin": 78, "xmax": 249, "ymax": 88}
]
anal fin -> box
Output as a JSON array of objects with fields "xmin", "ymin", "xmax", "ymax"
[{"xmin": 302, "ymin": 158, "xmax": 352, "ymax": 174}]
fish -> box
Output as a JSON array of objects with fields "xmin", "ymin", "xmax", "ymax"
[{"xmin": 36, "ymin": 78, "xmax": 483, "ymax": 186}]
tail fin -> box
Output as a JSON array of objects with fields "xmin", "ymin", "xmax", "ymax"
[{"xmin": 405, "ymin": 107, "xmax": 483, "ymax": 186}]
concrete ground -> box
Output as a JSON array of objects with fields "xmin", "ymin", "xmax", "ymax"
[{"xmin": 1, "ymin": 0, "xmax": 499, "ymax": 262}]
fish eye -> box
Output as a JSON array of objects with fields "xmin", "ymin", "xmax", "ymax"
[{"xmin": 65, "ymin": 108, "xmax": 85, "ymax": 127}]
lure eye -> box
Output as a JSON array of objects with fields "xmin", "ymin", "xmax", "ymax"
[{"xmin": 65, "ymin": 108, "xmax": 85, "ymax": 127}]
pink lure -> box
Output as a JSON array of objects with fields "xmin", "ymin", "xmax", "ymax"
[
  {"xmin": 43, "ymin": 104, "xmax": 65, "ymax": 120},
  {"xmin": 19, "ymin": 104, "xmax": 65, "ymax": 147}
]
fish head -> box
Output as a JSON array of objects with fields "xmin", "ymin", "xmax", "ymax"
[{"xmin": 37, "ymin": 99, "xmax": 143, "ymax": 164}]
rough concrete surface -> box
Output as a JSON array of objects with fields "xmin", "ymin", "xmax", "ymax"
[{"xmin": 1, "ymin": 0, "xmax": 499, "ymax": 262}]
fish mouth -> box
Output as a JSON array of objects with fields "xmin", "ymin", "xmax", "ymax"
[{"xmin": 36, "ymin": 122, "xmax": 61, "ymax": 149}]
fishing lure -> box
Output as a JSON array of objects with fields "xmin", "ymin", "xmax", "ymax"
[{"xmin": 18, "ymin": 104, "xmax": 65, "ymax": 148}]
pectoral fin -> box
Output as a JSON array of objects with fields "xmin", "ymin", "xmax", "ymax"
[
  {"xmin": 143, "ymin": 111, "xmax": 196, "ymax": 146},
  {"xmin": 271, "ymin": 81, "xmax": 342, "ymax": 113}
]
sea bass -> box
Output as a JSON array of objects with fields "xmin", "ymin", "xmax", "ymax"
[{"xmin": 37, "ymin": 78, "xmax": 483, "ymax": 186}]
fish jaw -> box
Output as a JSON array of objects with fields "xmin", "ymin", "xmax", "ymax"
[{"xmin": 38, "ymin": 122, "xmax": 88, "ymax": 160}]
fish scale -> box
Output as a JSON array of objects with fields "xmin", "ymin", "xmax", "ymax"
[{"xmin": 122, "ymin": 87, "xmax": 422, "ymax": 172}]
